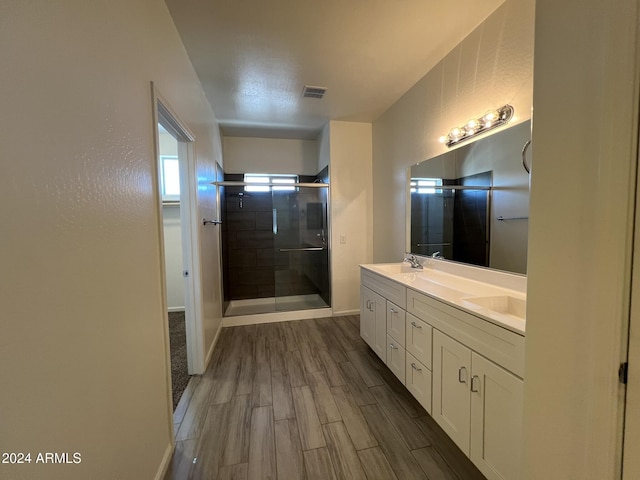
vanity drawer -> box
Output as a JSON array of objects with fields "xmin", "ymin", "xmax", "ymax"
[
  {"xmin": 387, "ymin": 334, "xmax": 406, "ymax": 384},
  {"xmin": 406, "ymin": 313, "xmax": 432, "ymax": 369},
  {"xmin": 361, "ymin": 269, "xmax": 406, "ymax": 309},
  {"xmin": 406, "ymin": 352, "xmax": 432, "ymax": 414},
  {"xmin": 387, "ymin": 301, "xmax": 406, "ymax": 346}
]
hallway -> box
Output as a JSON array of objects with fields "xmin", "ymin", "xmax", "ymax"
[{"xmin": 165, "ymin": 316, "xmax": 485, "ymax": 479}]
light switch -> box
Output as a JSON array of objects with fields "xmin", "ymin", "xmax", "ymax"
[{"xmin": 340, "ymin": 234, "xmax": 347, "ymax": 244}]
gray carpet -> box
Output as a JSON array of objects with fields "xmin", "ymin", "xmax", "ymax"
[{"xmin": 168, "ymin": 311, "xmax": 190, "ymax": 410}]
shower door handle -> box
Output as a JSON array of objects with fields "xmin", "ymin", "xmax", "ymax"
[
  {"xmin": 279, "ymin": 247, "xmax": 325, "ymax": 252},
  {"xmin": 272, "ymin": 209, "xmax": 278, "ymax": 235}
]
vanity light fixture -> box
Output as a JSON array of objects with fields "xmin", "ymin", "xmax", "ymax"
[{"xmin": 440, "ymin": 104, "xmax": 514, "ymax": 147}]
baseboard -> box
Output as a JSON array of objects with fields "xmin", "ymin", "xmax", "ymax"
[
  {"xmin": 222, "ymin": 308, "xmax": 333, "ymax": 327},
  {"xmin": 204, "ymin": 322, "xmax": 223, "ymax": 370},
  {"xmin": 155, "ymin": 442, "xmax": 175, "ymax": 480},
  {"xmin": 167, "ymin": 306, "xmax": 185, "ymax": 313},
  {"xmin": 332, "ymin": 308, "xmax": 360, "ymax": 316}
]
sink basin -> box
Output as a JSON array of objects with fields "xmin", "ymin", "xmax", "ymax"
[
  {"xmin": 409, "ymin": 276, "xmax": 469, "ymax": 302},
  {"xmin": 461, "ymin": 295, "xmax": 526, "ymax": 319},
  {"xmin": 370, "ymin": 263, "xmax": 419, "ymax": 275}
]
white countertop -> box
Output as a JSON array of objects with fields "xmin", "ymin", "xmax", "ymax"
[{"xmin": 361, "ymin": 262, "xmax": 526, "ymax": 335}]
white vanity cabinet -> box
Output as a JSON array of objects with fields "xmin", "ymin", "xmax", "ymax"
[
  {"xmin": 432, "ymin": 330, "xmax": 523, "ymax": 480},
  {"xmin": 360, "ymin": 269, "xmax": 408, "ymax": 382},
  {"xmin": 413, "ymin": 291, "xmax": 524, "ymax": 480},
  {"xmin": 360, "ymin": 265, "xmax": 525, "ymax": 480}
]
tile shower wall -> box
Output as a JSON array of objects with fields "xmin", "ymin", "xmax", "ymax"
[{"xmin": 222, "ymin": 174, "xmax": 275, "ymax": 301}]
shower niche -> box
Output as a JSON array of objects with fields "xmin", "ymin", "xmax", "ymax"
[{"xmin": 220, "ymin": 173, "xmax": 330, "ymax": 317}]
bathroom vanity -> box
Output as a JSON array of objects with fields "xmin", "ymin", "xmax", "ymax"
[{"xmin": 360, "ymin": 261, "xmax": 526, "ymax": 480}]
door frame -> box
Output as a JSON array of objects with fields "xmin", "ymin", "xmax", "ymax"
[
  {"xmin": 622, "ymin": 103, "xmax": 640, "ymax": 480},
  {"xmin": 151, "ymin": 82, "xmax": 204, "ymax": 381}
]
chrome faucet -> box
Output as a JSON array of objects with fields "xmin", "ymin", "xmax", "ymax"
[
  {"xmin": 403, "ymin": 254, "xmax": 423, "ymax": 269},
  {"xmin": 431, "ymin": 251, "xmax": 444, "ymax": 259}
]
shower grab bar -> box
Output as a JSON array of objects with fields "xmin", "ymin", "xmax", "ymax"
[{"xmin": 279, "ymin": 247, "xmax": 325, "ymax": 252}]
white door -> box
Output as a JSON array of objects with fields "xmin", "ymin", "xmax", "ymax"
[
  {"xmin": 372, "ymin": 291, "xmax": 387, "ymax": 362},
  {"xmin": 470, "ymin": 352, "xmax": 523, "ymax": 480},
  {"xmin": 432, "ymin": 330, "xmax": 472, "ymax": 454},
  {"xmin": 386, "ymin": 334, "xmax": 406, "ymax": 383},
  {"xmin": 406, "ymin": 352, "xmax": 432, "ymax": 413},
  {"xmin": 360, "ymin": 286, "xmax": 376, "ymax": 348}
]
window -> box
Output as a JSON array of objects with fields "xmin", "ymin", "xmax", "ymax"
[
  {"xmin": 160, "ymin": 155, "xmax": 180, "ymax": 201},
  {"xmin": 244, "ymin": 173, "xmax": 298, "ymax": 192},
  {"xmin": 410, "ymin": 177, "xmax": 443, "ymax": 194}
]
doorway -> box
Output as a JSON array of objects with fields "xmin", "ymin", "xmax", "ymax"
[{"xmin": 153, "ymin": 91, "xmax": 200, "ymax": 410}]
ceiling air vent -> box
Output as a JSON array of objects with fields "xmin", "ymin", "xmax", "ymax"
[{"xmin": 302, "ymin": 85, "xmax": 327, "ymax": 99}]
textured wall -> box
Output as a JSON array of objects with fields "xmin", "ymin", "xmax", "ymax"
[
  {"xmin": 0, "ymin": 1, "xmax": 222, "ymax": 479},
  {"xmin": 327, "ymin": 121, "xmax": 374, "ymax": 314},
  {"xmin": 222, "ymin": 136, "xmax": 319, "ymax": 175},
  {"xmin": 524, "ymin": 1, "xmax": 640, "ymax": 478},
  {"xmin": 372, "ymin": 0, "xmax": 534, "ymax": 262}
]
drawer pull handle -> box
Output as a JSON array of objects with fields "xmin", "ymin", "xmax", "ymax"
[
  {"xmin": 410, "ymin": 321, "xmax": 422, "ymax": 329},
  {"xmin": 471, "ymin": 375, "xmax": 480, "ymax": 393},
  {"xmin": 458, "ymin": 366, "xmax": 467, "ymax": 384},
  {"xmin": 411, "ymin": 362, "xmax": 422, "ymax": 372},
  {"xmin": 389, "ymin": 343, "xmax": 397, "ymax": 350},
  {"xmin": 390, "ymin": 308, "xmax": 397, "ymax": 313}
]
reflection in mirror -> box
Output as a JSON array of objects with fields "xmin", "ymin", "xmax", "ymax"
[{"xmin": 407, "ymin": 121, "xmax": 531, "ymax": 274}]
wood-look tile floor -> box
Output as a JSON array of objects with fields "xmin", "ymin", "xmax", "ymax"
[{"xmin": 165, "ymin": 315, "xmax": 486, "ymax": 480}]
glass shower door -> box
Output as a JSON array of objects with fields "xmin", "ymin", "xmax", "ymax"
[{"xmin": 272, "ymin": 185, "xmax": 330, "ymax": 312}]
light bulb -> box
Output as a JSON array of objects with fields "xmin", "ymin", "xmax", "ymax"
[
  {"xmin": 482, "ymin": 110, "xmax": 499, "ymax": 127},
  {"xmin": 438, "ymin": 135, "xmax": 448, "ymax": 144},
  {"xmin": 465, "ymin": 119, "xmax": 480, "ymax": 134},
  {"xmin": 449, "ymin": 127, "xmax": 464, "ymax": 140}
]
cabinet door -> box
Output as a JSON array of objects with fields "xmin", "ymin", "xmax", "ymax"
[
  {"xmin": 432, "ymin": 330, "xmax": 472, "ymax": 455},
  {"xmin": 470, "ymin": 353, "xmax": 523, "ymax": 480},
  {"xmin": 386, "ymin": 334, "xmax": 406, "ymax": 383},
  {"xmin": 386, "ymin": 301, "xmax": 406, "ymax": 346},
  {"xmin": 372, "ymin": 292, "xmax": 387, "ymax": 361},
  {"xmin": 406, "ymin": 352, "xmax": 432, "ymax": 413},
  {"xmin": 406, "ymin": 313, "xmax": 432, "ymax": 369},
  {"xmin": 360, "ymin": 286, "xmax": 376, "ymax": 348}
]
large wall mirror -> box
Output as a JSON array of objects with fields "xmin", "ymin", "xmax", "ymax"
[{"xmin": 407, "ymin": 120, "xmax": 531, "ymax": 274}]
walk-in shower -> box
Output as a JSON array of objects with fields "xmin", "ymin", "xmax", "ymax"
[{"xmin": 217, "ymin": 173, "xmax": 330, "ymax": 317}]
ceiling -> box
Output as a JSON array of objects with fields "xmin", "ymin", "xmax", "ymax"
[{"xmin": 165, "ymin": 0, "xmax": 507, "ymax": 139}]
